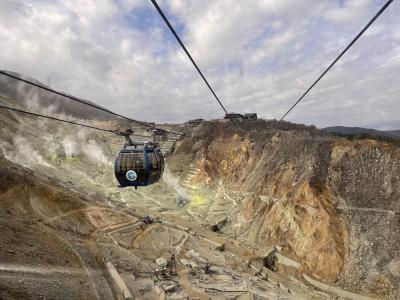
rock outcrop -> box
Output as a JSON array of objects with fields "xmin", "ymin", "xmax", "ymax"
[{"xmin": 169, "ymin": 121, "xmax": 400, "ymax": 298}]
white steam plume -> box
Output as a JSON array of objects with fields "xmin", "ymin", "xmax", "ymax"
[
  {"xmin": 61, "ymin": 134, "xmax": 111, "ymax": 165},
  {"xmin": 0, "ymin": 136, "xmax": 53, "ymax": 169},
  {"xmin": 162, "ymin": 168, "xmax": 192, "ymax": 203}
]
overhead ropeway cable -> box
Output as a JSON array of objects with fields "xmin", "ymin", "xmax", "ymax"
[
  {"xmin": 0, "ymin": 70, "xmax": 181, "ymax": 136},
  {"xmin": 0, "ymin": 104, "xmax": 152, "ymax": 138},
  {"xmin": 150, "ymin": 0, "xmax": 239, "ymax": 128},
  {"xmin": 0, "ymin": 103, "xmax": 167, "ymax": 188},
  {"xmin": 280, "ymin": 0, "xmax": 394, "ymax": 121}
]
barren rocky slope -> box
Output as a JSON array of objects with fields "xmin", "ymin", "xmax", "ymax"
[
  {"xmin": 168, "ymin": 121, "xmax": 400, "ymax": 299},
  {"xmin": 0, "ymin": 89, "xmax": 398, "ymax": 298},
  {"xmin": 0, "ymin": 100, "xmax": 335, "ymax": 299}
]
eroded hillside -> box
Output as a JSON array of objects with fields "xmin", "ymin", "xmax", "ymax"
[
  {"xmin": 168, "ymin": 121, "xmax": 400, "ymax": 298},
  {"xmin": 0, "ymin": 96, "xmax": 398, "ymax": 299},
  {"xmin": 0, "ymin": 103, "xmax": 337, "ymax": 299}
]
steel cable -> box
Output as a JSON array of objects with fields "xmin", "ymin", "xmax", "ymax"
[
  {"xmin": 0, "ymin": 104, "xmax": 150, "ymax": 138},
  {"xmin": 150, "ymin": 0, "xmax": 239, "ymax": 129},
  {"xmin": 280, "ymin": 0, "xmax": 394, "ymax": 120},
  {"xmin": 0, "ymin": 71, "xmax": 181, "ymax": 136}
]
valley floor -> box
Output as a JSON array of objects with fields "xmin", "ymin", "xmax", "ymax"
[
  {"xmin": 0, "ymin": 108, "xmax": 396, "ymax": 299},
  {"xmin": 0, "ymin": 157, "xmax": 385, "ymax": 300}
]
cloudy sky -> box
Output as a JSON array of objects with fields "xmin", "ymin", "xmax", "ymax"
[{"xmin": 0, "ymin": 0, "xmax": 399, "ymax": 129}]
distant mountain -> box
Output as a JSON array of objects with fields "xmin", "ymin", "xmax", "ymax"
[
  {"xmin": 366, "ymin": 120, "xmax": 400, "ymax": 131},
  {"xmin": 323, "ymin": 126, "xmax": 400, "ymax": 139},
  {"xmin": 386, "ymin": 130, "xmax": 400, "ymax": 137}
]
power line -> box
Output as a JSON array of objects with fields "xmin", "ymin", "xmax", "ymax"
[
  {"xmin": 280, "ymin": 0, "xmax": 394, "ymax": 121},
  {"xmin": 0, "ymin": 104, "xmax": 151, "ymax": 138},
  {"xmin": 150, "ymin": 0, "xmax": 238, "ymax": 128},
  {"xmin": 0, "ymin": 70, "xmax": 181, "ymax": 136}
]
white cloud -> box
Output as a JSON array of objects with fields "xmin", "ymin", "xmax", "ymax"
[
  {"xmin": 323, "ymin": 0, "xmax": 372, "ymax": 24},
  {"xmin": 0, "ymin": 0, "xmax": 399, "ymax": 128}
]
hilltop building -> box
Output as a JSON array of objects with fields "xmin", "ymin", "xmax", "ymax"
[
  {"xmin": 224, "ymin": 113, "xmax": 257, "ymax": 120},
  {"xmin": 244, "ymin": 113, "xmax": 257, "ymax": 120}
]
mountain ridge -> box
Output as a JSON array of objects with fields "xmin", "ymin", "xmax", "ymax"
[{"xmin": 323, "ymin": 125, "xmax": 400, "ymax": 138}]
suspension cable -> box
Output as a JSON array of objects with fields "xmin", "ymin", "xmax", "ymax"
[
  {"xmin": 0, "ymin": 71, "xmax": 181, "ymax": 136},
  {"xmin": 150, "ymin": 0, "xmax": 239, "ymax": 129},
  {"xmin": 280, "ymin": 0, "xmax": 394, "ymax": 121},
  {"xmin": 0, "ymin": 104, "xmax": 151, "ymax": 138}
]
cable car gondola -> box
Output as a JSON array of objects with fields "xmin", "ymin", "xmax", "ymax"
[{"xmin": 114, "ymin": 129, "xmax": 165, "ymax": 188}]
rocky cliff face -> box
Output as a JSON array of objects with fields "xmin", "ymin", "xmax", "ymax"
[
  {"xmin": 1, "ymin": 106, "xmax": 331, "ymax": 299},
  {"xmin": 169, "ymin": 121, "xmax": 400, "ymax": 298},
  {"xmin": 328, "ymin": 141, "xmax": 400, "ymax": 296}
]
